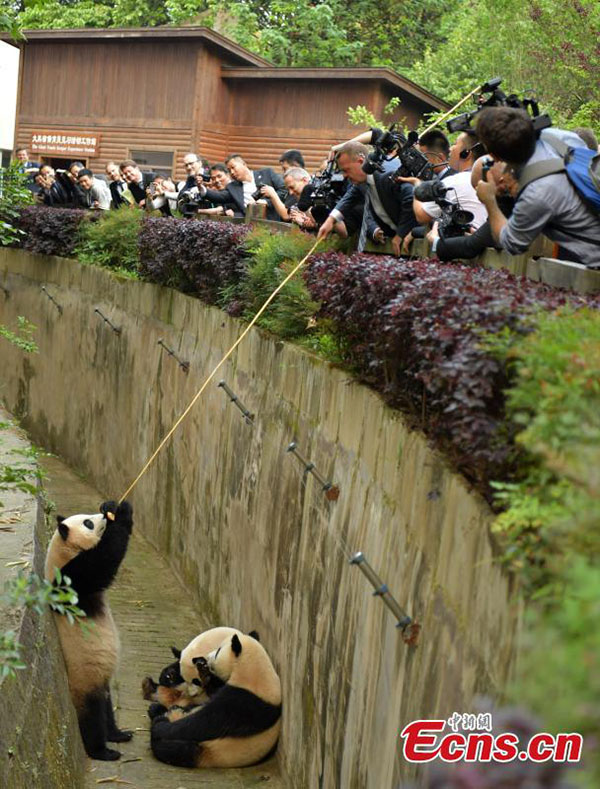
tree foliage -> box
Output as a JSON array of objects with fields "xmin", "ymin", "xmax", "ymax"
[{"xmin": 5, "ymin": 0, "xmax": 598, "ymax": 128}]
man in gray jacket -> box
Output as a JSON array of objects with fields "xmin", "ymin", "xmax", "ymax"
[
  {"xmin": 77, "ymin": 169, "xmax": 112, "ymax": 211},
  {"xmin": 475, "ymin": 107, "xmax": 600, "ymax": 268}
]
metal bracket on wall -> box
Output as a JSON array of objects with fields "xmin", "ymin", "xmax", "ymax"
[
  {"xmin": 157, "ymin": 339, "xmax": 189, "ymax": 373},
  {"xmin": 94, "ymin": 308, "xmax": 121, "ymax": 335},
  {"xmin": 350, "ymin": 551, "xmax": 420, "ymax": 644},
  {"xmin": 41, "ymin": 285, "xmax": 62, "ymax": 314},
  {"xmin": 217, "ymin": 380, "xmax": 254, "ymax": 424},
  {"xmin": 286, "ymin": 441, "xmax": 340, "ymax": 501}
]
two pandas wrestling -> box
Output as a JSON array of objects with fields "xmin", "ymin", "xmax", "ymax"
[{"xmin": 45, "ymin": 500, "xmax": 281, "ymax": 768}]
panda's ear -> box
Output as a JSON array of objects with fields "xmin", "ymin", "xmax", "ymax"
[
  {"xmin": 248, "ymin": 630, "xmax": 260, "ymax": 642},
  {"xmin": 171, "ymin": 647, "xmax": 181, "ymax": 659},
  {"xmin": 231, "ymin": 634, "xmax": 242, "ymax": 657},
  {"xmin": 57, "ymin": 518, "xmax": 69, "ymax": 541}
]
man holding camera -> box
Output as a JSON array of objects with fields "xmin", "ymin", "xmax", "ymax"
[
  {"xmin": 412, "ymin": 130, "xmax": 488, "ymax": 230},
  {"xmin": 195, "ymin": 154, "xmax": 286, "ymax": 221},
  {"xmin": 474, "ymin": 107, "xmax": 600, "ymax": 267},
  {"xmin": 317, "ymin": 142, "xmax": 417, "ymax": 255},
  {"xmin": 77, "ymin": 168, "xmax": 112, "ymax": 210}
]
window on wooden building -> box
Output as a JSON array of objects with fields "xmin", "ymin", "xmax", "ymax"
[{"xmin": 130, "ymin": 149, "xmax": 174, "ymax": 178}]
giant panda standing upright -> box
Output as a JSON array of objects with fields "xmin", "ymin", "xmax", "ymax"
[{"xmin": 45, "ymin": 500, "xmax": 133, "ymax": 760}]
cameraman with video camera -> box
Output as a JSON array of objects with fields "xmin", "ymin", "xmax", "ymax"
[
  {"xmin": 317, "ymin": 141, "xmax": 417, "ymax": 255},
  {"xmin": 411, "ymin": 130, "xmax": 488, "ymax": 230},
  {"xmin": 474, "ymin": 107, "xmax": 600, "ymax": 267}
]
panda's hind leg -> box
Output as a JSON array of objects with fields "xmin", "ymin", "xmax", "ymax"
[
  {"xmin": 79, "ymin": 690, "xmax": 121, "ymax": 761},
  {"xmin": 105, "ymin": 687, "xmax": 133, "ymax": 742}
]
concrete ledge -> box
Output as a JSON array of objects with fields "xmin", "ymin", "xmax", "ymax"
[{"xmin": 0, "ymin": 410, "xmax": 85, "ymax": 789}]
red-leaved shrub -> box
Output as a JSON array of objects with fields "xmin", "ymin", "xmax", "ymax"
[
  {"xmin": 304, "ymin": 252, "xmax": 600, "ymax": 486},
  {"xmin": 138, "ymin": 217, "xmax": 253, "ymax": 303},
  {"xmin": 16, "ymin": 206, "xmax": 94, "ymax": 257}
]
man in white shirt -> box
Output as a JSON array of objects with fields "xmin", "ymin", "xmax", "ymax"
[
  {"xmin": 77, "ymin": 169, "xmax": 112, "ymax": 210},
  {"xmin": 413, "ymin": 130, "xmax": 488, "ymax": 230}
]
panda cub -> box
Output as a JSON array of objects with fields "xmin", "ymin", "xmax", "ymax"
[
  {"xmin": 45, "ymin": 500, "xmax": 133, "ymax": 761},
  {"xmin": 142, "ymin": 626, "xmax": 243, "ymax": 713},
  {"xmin": 142, "ymin": 626, "xmax": 261, "ymax": 715},
  {"xmin": 150, "ymin": 632, "xmax": 281, "ymax": 768}
]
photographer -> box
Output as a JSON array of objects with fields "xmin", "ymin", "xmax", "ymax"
[
  {"xmin": 119, "ymin": 159, "xmax": 155, "ymax": 206},
  {"xmin": 77, "ymin": 168, "xmax": 111, "ymax": 210},
  {"xmin": 417, "ymin": 130, "xmax": 456, "ymax": 181},
  {"xmin": 317, "ymin": 142, "xmax": 417, "ymax": 255},
  {"xmin": 427, "ymin": 156, "xmax": 515, "ymax": 260},
  {"xmin": 278, "ymin": 149, "xmax": 305, "ymax": 172},
  {"xmin": 474, "ymin": 107, "xmax": 600, "ymax": 267},
  {"xmin": 195, "ymin": 154, "xmax": 286, "ymax": 221},
  {"xmin": 412, "ymin": 130, "xmax": 488, "ymax": 230},
  {"xmin": 35, "ymin": 164, "xmax": 74, "ymax": 207}
]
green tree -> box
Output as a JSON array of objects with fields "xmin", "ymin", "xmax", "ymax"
[{"xmin": 408, "ymin": 0, "xmax": 600, "ymax": 131}]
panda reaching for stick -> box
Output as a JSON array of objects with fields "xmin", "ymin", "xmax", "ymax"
[{"xmin": 45, "ymin": 500, "xmax": 133, "ymax": 761}]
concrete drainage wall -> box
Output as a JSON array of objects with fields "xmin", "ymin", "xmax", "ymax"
[
  {"xmin": 0, "ymin": 409, "xmax": 85, "ymax": 789},
  {"xmin": 0, "ymin": 249, "xmax": 520, "ymax": 788}
]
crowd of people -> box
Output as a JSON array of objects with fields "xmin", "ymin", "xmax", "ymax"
[{"xmin": 14, "ymin": 108, "xmax": 600, "ymax": 268}]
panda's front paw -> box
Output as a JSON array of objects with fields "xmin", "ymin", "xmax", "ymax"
[
  {"xmin": 148, "ymin": 702, "xmax": 167, "ymax": 720},
  {"xmin": 142, "ymin": 676, "xmax": 158, "ymax": 700},
  {"xmin": 100, "ymin": 500, "xmax": 118, "ymax": 517}
]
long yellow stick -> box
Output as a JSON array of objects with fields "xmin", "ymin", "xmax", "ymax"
[{"xmin": 118, "ymin": 236, "xmax": 322, "ymax": 503}]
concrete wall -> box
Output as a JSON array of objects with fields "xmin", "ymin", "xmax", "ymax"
[
  {"xmin": 0, "ymin": 408, "xmax": 85, "ymax": 789},
  {"xmin": 0, "ymin": 249, "xmax": 520, "ymax": 788}
]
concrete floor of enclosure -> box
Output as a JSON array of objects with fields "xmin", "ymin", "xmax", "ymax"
[{"xmin": 39, "ymin": 453, "xmax": 283, "ymax": 789}]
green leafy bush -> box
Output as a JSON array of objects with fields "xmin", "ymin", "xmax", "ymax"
[
  {"xmin": 76, "ymin": 207, "xmax": 143, "ymax": 274},
  {"xmin": 231, "ymin": 227, "xmax": 329, "ymax": 340},
  {"xmin": 492, "ymin": 308, "xmax": 600, "ymax": 596},
  {"xmin": 0, "ymin": 166, "xmax": 34, "ymax": 246}
]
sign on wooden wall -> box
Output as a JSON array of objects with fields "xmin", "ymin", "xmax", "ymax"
[{"xmin": 30, "ymin": 131, "xmax": 101, "ymax": 156}]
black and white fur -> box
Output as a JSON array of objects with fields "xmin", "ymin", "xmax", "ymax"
[
  {"xmin": 45, "ymin": 500, "xmax": 133, "ymax": 760},
  {"xmin": 142, "ymin": 627, "xmax": 261, "ymax": 715},
  {"xmin": 150, "ymin": 632, "xmax": 281, "ymax": 768}
]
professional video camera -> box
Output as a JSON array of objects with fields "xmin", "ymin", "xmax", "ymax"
[
  {"xmin": 176, "ymin": 188, "xmax": 212, "ymax": 218},
  {"xmin": 362, "ymin": 126, "xmax": 435, "ymax": 181},
  {"xmin": 414, "ymin": 180, "xmax": 474, "ymax": 239},
  {"xmin": 303, "ymin": 160, "xmax": 347, "ymax": 225},
  {"xmin": 446, "ymin": 78, "xmax": 552, "ymax": 134}
]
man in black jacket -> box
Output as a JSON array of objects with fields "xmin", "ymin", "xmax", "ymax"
[
  {"xmin": 197, "ymin": 154, "xmax": 286, "ymax": 220},
  {"xmin": 317, "ymin": 142, "xmax": 418, "ymax": 255},
  {"xmin": 119, "ymin": 159, "xmax": 155, "ymax": 205}
]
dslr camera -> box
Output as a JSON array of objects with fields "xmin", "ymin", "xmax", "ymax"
[
  {"xmin": 446, "ymin": 77, "xmax": 552, "ymax": 134},
  {"xmin": 414, "ymin": 180, "xmax": 474, "ymax": 239}
]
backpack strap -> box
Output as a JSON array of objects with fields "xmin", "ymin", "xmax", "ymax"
[{"xmin": 517, "ymin": 134, "xmax": 570, "ymax": 195}]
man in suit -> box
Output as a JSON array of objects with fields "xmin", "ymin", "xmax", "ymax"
[
  {"xmin": 317, "ymin": 142, "xmax": 418, "ymax": 255},
  {"xmin": 105, "ymin": 161, "xmax": 127, "ymax": 208},
  {"xmin": 197, "ymin": 154, "xmax": 286, "ymax": 220},
  {"xmin": 119, "ymin": 159, "xmax": 155, "ymax": 205}
]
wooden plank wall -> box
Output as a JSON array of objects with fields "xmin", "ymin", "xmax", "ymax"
[{"xmin": 15, "ymin": 38, "xmax": 438, "ymax": 178}]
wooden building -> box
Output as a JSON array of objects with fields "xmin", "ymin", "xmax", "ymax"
[{"xmin": 4, "ymin": 27, "xmax": 447, "ymax": 180}]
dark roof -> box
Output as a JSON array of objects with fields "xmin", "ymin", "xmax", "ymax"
[
  {"xmin": 221, "ymin": 66, "xmax": 448, "ymax": 110},
  {"xmin": 5, "ymin": 26, "xmax": 271, "ymax": 68}
]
